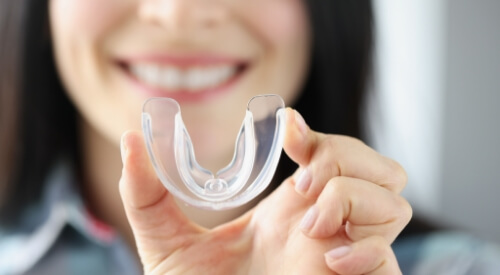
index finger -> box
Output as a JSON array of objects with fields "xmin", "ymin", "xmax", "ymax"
[{"xmin": 284, "ymin": 108, "xmax": 407, "ymax": 194}]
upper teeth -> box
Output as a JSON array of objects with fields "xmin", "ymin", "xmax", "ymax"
[{"xmin": 130, "ymin": 64, "xmax": 236, "ymax": 92}]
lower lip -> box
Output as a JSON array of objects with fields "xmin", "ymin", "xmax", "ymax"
[{"xmin": 121, "ymin": 65, "xmax": 245, "ymax": 103}]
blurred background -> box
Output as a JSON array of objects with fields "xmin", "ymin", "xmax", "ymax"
[
  {"xmin": 370, "ymin": 0, "xmax": 500, "ymax": 243},
  {"xmin": 1, "ymin": 0, "xmax": 497, "ymax": 244}
]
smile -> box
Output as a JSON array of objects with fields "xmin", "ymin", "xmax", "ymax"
[
  {"xmin": 119, "ymin": 56, "xmax": 248, "ymax": 101},
  {"xmin": 131, "ymin": 64, "xmax": 238, "ymax": 92}
]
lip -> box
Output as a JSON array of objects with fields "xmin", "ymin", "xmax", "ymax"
[{"xmin": 116, "ymin": 54, "xmax": 249, "ymax": 102}]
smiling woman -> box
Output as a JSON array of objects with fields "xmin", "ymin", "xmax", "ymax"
[
  {"xmin": 2, "ymin": 0, "xmax": 492, "ymax": 274},
  {"xmin": 49, "ymin": 0, "xmax": 309, "ymax": 172},
  {"xmin": 3, "ymin": 1, "xmax": 398, "ymax": 274}
]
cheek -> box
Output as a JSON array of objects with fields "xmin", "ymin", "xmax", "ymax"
[
  {"xmin": 50, "ymin": 0, "xmax": 126, "ymax": 38},
  {"xmin": 244, "ymin": 0, "xmax": 309, "ymax": 45},
  {"xmin": 240, "ymin": 0, "xmax": 310, "ymax": 104},
  {"xmin": 49, "ymin": 0, "xmax": 137, "ymax": 144}
]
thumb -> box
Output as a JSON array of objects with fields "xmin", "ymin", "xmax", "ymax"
[
  {"xmin": 283, "ymin": 108, "xmax": 320, "ymax": 167},
  {"xmin": 119, "ymin": 130, "xmax": 201, "ymax": 261}
]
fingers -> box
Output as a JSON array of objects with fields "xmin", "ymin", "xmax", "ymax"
[
  {"xmin": 299, "ymin": 176, "xmax": 412, "ymax": 242},
  {"xmin": 120, "ymin": 130, "xmax": 166, "ymax": 212},
  {"xmin": 283, "ymin": 107, "xmax": 318, "ymax": 167},
  {"xmin": 119, "ymin": 130, "xmax": 201, "ymax": 259},
  {"xmin": 283, "ymin": 109, "xmax": 407, "ymax": 274},
  {"xmin": 284, "ymin": 109, "xmax": 407, "ymax": 196},
  {"xmin": 325, "ymin": 236, "xmax": 402, "ymax": 275}
]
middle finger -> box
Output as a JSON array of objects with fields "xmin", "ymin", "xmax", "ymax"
[{"xmin": 299, "ymin": 176, "xmax": 412, "ymax": 242}]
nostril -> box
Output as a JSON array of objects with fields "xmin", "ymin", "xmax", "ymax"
[
  {"xmin": 137, "ymin": 0, "xmax": 184, "ymax": 29},
  {"xmin": 137, "ymin": 0, "xmax": 229, "ymax": 31},
  {"xmin": 195, "ymin": 2, "xmax": 230, "ymax": 27}
]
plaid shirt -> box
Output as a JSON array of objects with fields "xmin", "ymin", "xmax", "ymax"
[{"xmin": 1, "ymin": 160, "xmax": 499, "ymax": 275}]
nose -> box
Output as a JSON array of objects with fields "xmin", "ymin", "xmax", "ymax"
[{"xmin": 138, "ymin": 0, "xmax": 228, "ymax": 34}]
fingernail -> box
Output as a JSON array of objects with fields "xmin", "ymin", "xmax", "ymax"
[
  {"xmin": 120, "ymin": 135, "xmax": 128, "ymax": 165},
  {"xmin": 299, "ymin": 205, "xmax": 318, "ymax": 231},
  {"xmin": 295, "ymin": 167, "xmax": 312, "ymax": 194},
  {"xmin": 325, "ymin": 246, "xmax": 352, "ymax": 261},
  {"xmin": 294, "ymin": 110, "xmax": 308, "ymax": 136}
]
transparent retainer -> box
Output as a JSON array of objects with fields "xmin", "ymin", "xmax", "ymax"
[{"xmin": 142, "ymin": 94, "xmax": 286, "ymax": 210}]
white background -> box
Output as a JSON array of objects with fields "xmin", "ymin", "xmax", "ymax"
[{"xmin": 371, "ymin": 0, "xmax": 500, "ymax": 243}]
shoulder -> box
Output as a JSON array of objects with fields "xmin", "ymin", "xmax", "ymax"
[{"xmin": 394, "ymin": 231, "xmax": 500, "ymax": 275}]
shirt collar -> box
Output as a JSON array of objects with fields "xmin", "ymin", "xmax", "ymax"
[
  {"xmin": 40, "ymin": 158, "xmax": 117, "ymax": 245},
  {"xmin": 0, "ymin": 158, "xmax": 124, "ymax": 273}
]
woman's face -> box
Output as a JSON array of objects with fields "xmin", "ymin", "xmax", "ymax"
[{"xmin": 50, "ymin": 0, "xmax": 310, "ymax": 170}]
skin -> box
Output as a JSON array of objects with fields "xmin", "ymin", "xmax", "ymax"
[
  {"xmin": 49, "ymin": 0, "xmax": 310, "ymax": 230},
  {"xmin": 50, "ymin": 0, "xmax": 412, "ymax": 273},
  {"xmin": 121, "ymin": 109, "xmax": 411, "ymax": 274}
]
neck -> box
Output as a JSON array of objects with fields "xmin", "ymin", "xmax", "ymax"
[{"xmin": 78, "ymin": 118, "xmax": 136, "ymax": 249}]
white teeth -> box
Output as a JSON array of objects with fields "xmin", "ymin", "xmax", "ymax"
[
  {"xmin": 162, "ymin": 68, "xmax": 181, "ymax": 90},
  {"xmin": 185, "ymin": 68, "xmax": 205, "ymax": 92},
  {"xmin": 143, "ymin": 66, "xmax": 161, "ymax": 86},
  {"xmin": 130, "ymin": 64, "xmax": 237, "ymax": 92}
]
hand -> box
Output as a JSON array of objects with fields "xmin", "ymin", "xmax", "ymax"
[{"xmin": 119, "ymin": 108, "xmax": 411, "ymax": 274}]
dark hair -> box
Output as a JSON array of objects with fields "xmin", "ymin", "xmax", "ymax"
[
  {"xmin": 0, "ymin": 0, "xmax": 78, "ymax": 225},
  {"xmin": 274, "ymin": 1, "xmax": 373, "ymax": 187},
  {"xmin": 298, "ymin": 1, "xmax": 373, "ymax": 136},
  {"xmin": 0, "ymin": 1, "xmax": 372, "ymax": 226}
]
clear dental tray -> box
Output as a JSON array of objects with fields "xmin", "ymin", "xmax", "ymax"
[{"xmin": 142, "ymin": 94, "xmax": 286, "ymax": 210}]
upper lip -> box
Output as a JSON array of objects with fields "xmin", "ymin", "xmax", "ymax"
[{"xmin": 116, "ymin": 53, "xmax": 248, "ymax": 67}]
